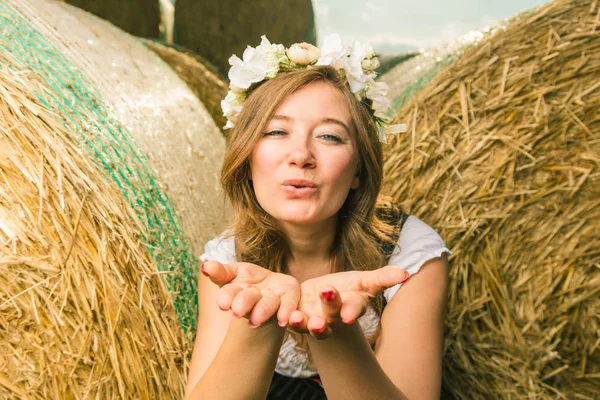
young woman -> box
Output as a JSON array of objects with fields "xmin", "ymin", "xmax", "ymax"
[{"xmin": 185, "ymin": 35, "xmax": 451, "ymax": 400}]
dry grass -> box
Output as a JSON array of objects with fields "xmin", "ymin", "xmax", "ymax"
[
  {"xmin": 383, "ymin": 0, "xmax": 600, "ymax": 398},
  {"xmin": 0, "ymin": 30, "xmax": 186, "ymax": 400}
]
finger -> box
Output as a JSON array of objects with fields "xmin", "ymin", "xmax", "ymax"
[
  {"xmin": 277, "ymin": 290, "xmax": 300, "ymax": 328},
  {"xmin": 307, "ymin": 315, "xmax": 331, "ymax": 339},
  {"xmin": 231, "ymin": 286, "xmax": 262, "ymax": 318},
  {"xmin": 201, "ymin": 261, "xmax": 238, "ymax": 287},
  {"xmin": 361, "ymin": 266, "xmax": 410, "ymax": 295},
  {"xmin": 319, "ymin": 285, "xmax": 342, "ymax": 323},
  {"xmin": 339, "ymin": 293, "xmax": 369, "ymax": 324},
  {"xmin": 216, "ymin": 283, "xmax": 244, "ymax": 311},
  {"xmin": 248, "ymin": 289, "xmax": 280, "ymax": 327},
  {"xmin": 287, "ymin": 310, "xmax": 308, "ymax": 333}
]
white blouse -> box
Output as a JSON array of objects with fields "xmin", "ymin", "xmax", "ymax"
[{"xmin": 199, "ymin": 215, "xmax": 451, "ymax": 378}]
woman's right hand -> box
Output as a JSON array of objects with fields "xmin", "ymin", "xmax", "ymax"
[{"xmin": 201, "ymin": 261, "xmax": 301, "ymax": 328}]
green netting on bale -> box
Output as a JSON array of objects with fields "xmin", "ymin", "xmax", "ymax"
[{"xmin": 0, "ymin": 2, "xmax": 198, "ymax": 336}]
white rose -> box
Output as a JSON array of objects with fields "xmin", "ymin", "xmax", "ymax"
[
  {"xmin": 286, "ymin": 43, "xmax": 320, "ymax": 66},
  {"xmin": 361, "ymin": 57, "xmax": 380, "ymax": 71}
]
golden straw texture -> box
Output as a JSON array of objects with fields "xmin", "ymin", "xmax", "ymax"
[
  {"xmin": 0, "ymin": 50, "xmax": 187, "ymax": 399},
  {"xmin": 383, "ymin": 0, "xmax": 599, "ymax": 398}
]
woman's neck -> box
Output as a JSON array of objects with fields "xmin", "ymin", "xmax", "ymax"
[{"xmin": 279, "ymin": 215, "xmax": 338, "ymax": 279}]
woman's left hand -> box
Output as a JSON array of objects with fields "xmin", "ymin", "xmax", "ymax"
[{"xmin": 288, "ymin": 266, "xmax": 410, "ymax": 338}]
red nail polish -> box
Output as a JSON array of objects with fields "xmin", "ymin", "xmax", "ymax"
[
  {"xmin": 321, "ymin": 290, "xmax": 335, "ymax": 301},
  {"xmin": 291, "ymin": 319, "xmax": 302, "ymax": 326},
  {"xmin": 400, "ymin": 271, "xmax": 410, "ymax": 283},
  {"xmin": 313, "ymin": 326, "xmax": 325, "ymax": 334},
  {"xmin": 345, "ymin": 318, "xmax": 355, "ymax": 324},
  {"xmin": 200, "ymin": 263, "xmax": 209, "ymax": 277}
]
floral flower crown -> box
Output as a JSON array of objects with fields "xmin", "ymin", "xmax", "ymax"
[{"xmin": 221, "ymin": 33, "xmax": 406, "ymax": 143}]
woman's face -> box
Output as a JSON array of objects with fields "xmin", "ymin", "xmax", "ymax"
[{"xmin": 249, "ymin": 81, "xmax": 360, "ymax": 226}]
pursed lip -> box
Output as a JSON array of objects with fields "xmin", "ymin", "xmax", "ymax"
[{"xmin": 282, "ymin": 179, "xmax": 317, "ymax": 188}]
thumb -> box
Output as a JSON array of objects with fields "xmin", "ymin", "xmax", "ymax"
[
  {"xmin": 363, "ymin": 266, "xmax": 410, "ymax": 294},
  {"xmin": 201, "ymin": 261, "xmax": 238, "ymax": 287}
]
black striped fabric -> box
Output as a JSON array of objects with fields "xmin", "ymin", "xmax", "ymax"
[{"xmin": 267, "ymin": 207, "xmax": 409, "ymax": 399}]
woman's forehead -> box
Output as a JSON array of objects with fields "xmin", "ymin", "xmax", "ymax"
[{"xmin": 271, "ymin": 82, "xmax": 352, "ymax": 125}]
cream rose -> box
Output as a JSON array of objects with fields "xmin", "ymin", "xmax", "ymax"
[{"xmin": 286, "ymin": 43, "xmax": 320, "ymax": 66}]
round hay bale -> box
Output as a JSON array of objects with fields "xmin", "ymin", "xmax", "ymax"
[
  {"xmin": 383, "ymin": 0, "xmax": 599, "ymax": 398},
  {"xmin": 174, "ymin": 0, "xmax": 317, "ymax": 74},
  {"xmin": 1, "ymin": 0, "xmax": 228, "ymax": 396},
  {"xmin": 379, "ymin": 18, "xmax": 525, "ymax": 117},
  {"xmin": 143, "ymin": 39, "xmax": 228, "ymax": 131},
  {"xmin": 377, "ymin": 52, "xmax": 419, "ymax": 75},
  {"xmin": 63, "ymin": 0, "xmax": 161, "ymax": 38}
]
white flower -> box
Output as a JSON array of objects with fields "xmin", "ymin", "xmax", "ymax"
[
  {"xmin": 344, "ymin": 40, "xmax": 371, "ymax": 95},
  {"xmin": 221, "ymin": 90, "xmax": 245, "ymax": 128},
  {"xmin": 365, "ymin": 44, "xmax": 376, "ymax": 59},
  {"xmin": 227, "ymin": 35, "xmax": 284, "ymax": 91},
  {"xmin": 361, "ymin": 57, "xmax": 380, "ymax": 71},
  {"xmin": 365, "ymin": 77, "xmax": 391, "ymax": 111},
  {"xmin": 256, "ymin": 35, "xmax": 287, "ymax": 78},
  {"xmin": 287, "ymin": 42, "xmax": 320, "ymax": 66},
  {"xmin": 316, "ymin": 33, "xmax": 348, "ymax": 69}
]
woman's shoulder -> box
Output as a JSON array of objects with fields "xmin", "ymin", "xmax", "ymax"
[
  {"xmin": 398, "ymin": 215, "xmax": 448, "ymax": 251},
  {"xmin": 383, "ymin": 215, "xmax": 451, "ymax": 302},
  {"xmin": 199, "ymin": 231, "xmax": 236, "ymax": 264}
]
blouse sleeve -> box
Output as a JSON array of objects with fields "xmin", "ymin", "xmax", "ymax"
[
  {"xmin": 198, "ymin": 233, "xmax": 237, "ymax": 264},
  {"xmin": 383, "ymin": 216, "xmax": 451, "ymax": 303}
]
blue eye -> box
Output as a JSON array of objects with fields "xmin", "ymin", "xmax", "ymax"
[
  {"xmin": 263, "ymin": 130, "xmax": 287, "ymax": 137},
  {"xmin": 320, "ymin": 133, "xmax": 343, "ymax": 142}
]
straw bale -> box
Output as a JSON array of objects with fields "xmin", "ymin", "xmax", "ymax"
[
  {"xmin": 0, "ymin": 50, "xmax": 186, "ymax": 399},
  {"xmin": 378, "ymin": 52, "xmax": 419, "ymax": 75},
  {"xmin": 63, "ymin": 0, "xmax": 160, "ymax": 38},
  {"xmin": 383, "ymin": 0, "xmax": 599, "ymax": 398},
  {"xmin": 10, "ymin": 0, "xmax": 231, "ymax": 332},
  {"xmin": 174, "ymin": 0, "xmax": 317, "ymax": 74},
  {"xmin": 1, "ymin": 0, "xmax": 230, "ymax": 396},
  {"xmin": 143, "ymin": 39, "xmax": 229, "ymax": 131}
]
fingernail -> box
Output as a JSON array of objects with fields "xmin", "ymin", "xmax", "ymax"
[
  {"xmin": 278, "ymin": 320, "xmax": 288, "ymax": 328},
  {"xmin": 320, "ymin": 290, "xmax": 335, "ymax": 301},
  {"xmin": 400, "ymin": 271, "xmax": 410, "ymax": 283},
  {"xmin": 248, "ymin": 321, "xmax": 260, "ymax": 329},
  {"xmin": 290, "ymin": 319, "xmax": 302, "ymax": 326},
  {"xmin": 344, "ymin": 318, "xmax": 355, "ymax": 324},
  {"xmin": 200, "ymin": 263, "xmax": 209, "ymax": 277},
  {"xmin": 313, "ymin": 326, "xmax": 325, "ymax": 334}
]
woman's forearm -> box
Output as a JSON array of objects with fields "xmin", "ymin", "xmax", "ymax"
[
  {"xmin": 186, "ymin": 317, "xmax": 285, "ymax": 400},
  {"xmin": 307, "ymin": 323, "xmax": 408, "ymax": 400}
]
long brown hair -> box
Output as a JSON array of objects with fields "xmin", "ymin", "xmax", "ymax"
[
  {"xmin": 220, "ymin": 66, "xmax": 397, "ymax": 351},
  {"xmin": 222, "ymin": 64, "xmax": 396, "ymax": 268}
]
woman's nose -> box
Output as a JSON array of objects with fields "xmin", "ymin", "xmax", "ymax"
[{"xmin": 287, "ymin": 134, "xmax": 315, "ymax": 168}]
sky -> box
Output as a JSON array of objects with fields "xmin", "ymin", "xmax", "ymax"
[{"xmin": 313, "ymin": 0, "xmax": 551, "ymax": 53}]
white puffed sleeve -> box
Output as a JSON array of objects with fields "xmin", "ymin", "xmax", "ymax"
[
  {"xmin": 383, "ymin": 216, "xmax": 451, "ymax": 303},
  {"xmin": 198, "ymin": 233, "xmax": 237, "ymax": 264}
]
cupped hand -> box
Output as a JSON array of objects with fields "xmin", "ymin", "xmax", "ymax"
[
  {"xmin": 201, "ymin": 261, "xmax": 301, "ymax": 328},
  {"xmin": 287, "ymin": 266, "xmax": 410, "ymax": 338}
]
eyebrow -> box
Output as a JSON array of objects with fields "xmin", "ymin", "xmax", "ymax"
[{"xmin": 271, "ymin": 114, "xmax": 351, "ymax": 134}]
